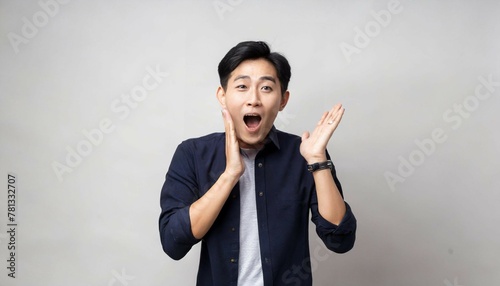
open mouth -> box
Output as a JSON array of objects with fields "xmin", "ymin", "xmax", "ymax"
[{"xmin": 243, "ymin": 114, "xmax": 262, "ymax": 131}]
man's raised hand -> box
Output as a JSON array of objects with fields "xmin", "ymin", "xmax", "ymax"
[{"xmin": 300, "ymin": 104, "xmax": 345, "ymax": 164}]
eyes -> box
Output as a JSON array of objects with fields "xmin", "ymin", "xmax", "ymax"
[{"xmin": 235, "ymin": 84, "xmax": 273, "ymax": 92}]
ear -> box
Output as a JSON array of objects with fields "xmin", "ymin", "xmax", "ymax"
[
  {"xmin": 279, "ymin": 90, "xmax": 290, "ymax": 111},
  {"xmin": 216, "ymin": 86, "xmax": 226, "ymax": 108}
]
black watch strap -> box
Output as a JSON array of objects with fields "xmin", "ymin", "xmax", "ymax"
[{"xmin": 307, "ymin": 160, "xmax": 333, "ymax": 172}]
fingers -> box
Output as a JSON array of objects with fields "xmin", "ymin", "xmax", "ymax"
[
  {"xmin": 222, "ymin": 109, "xmax": 244, "ymax": 177},
  {"xmin": 315, "ymin": 104, "xmax": 344, "ymax": 128},
  {"xmin": 325, "ymin": 103, "xmax": 344, "ymax": 127},
  {"xmin": 221, "ymin": 109, "xmax": 230, "ymax": 129},
  {"xmin": 222, "ymin": 109, "xmax": 236, "ymax": 140},
  {"xmin": 317, "ymin": 111, "xmax": 329, "ymax": 126},
  {"xmin": 222, "ymin": 108, "xmax": 241, "ymax": 150}
]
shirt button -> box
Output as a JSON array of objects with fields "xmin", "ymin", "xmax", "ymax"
[
  {"xmin": 258, "ymin": 163, "xmax": 263, "ymax": 168},
  {"xmin": 230, "ymin": 258, "xmax": 237, "ymax": 263},
  {"xmin": 259, "ymin": 192, "xmax": 264, "ymax": 197},
  {"xmin": 232, "ymin": 194, "xmax": 237, "ymax": 199},
  {"xmin": 231, "ymin": 227, "xmax": 236, "ymax": 232}
]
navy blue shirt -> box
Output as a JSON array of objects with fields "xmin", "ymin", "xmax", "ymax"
[{"xmin": 159, "ymin": 127, "xmax": 356, "ymax": 286}]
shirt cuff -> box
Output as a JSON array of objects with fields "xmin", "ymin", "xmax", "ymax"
[
  {"xmin": 316, "ymin": 202, "xmax": 356, "ymax": 235},
  {"xmin": 174, "ymin": 206, "xmax": 200, "ymax": 245}
]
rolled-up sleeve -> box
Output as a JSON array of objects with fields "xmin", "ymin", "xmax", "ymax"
[
  {"xmin": 313, "ymin": 202, "xmax": 357, "ymax": 253},
  {"xmin": 310, "ymin": 159, "xmax": 357, "ymax": 254},
  {"xmin": 159, "ymin": 142, "xmax": 201, "ymax": 260}
]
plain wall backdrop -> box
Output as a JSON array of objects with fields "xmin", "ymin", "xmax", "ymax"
[{"xmin": 1, "ymin": 0, "xmax": 499, "ymax": 285}]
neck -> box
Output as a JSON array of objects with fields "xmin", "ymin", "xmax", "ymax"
[{"xmin": 238, "ymin": 140, "xmax": 264, "ymax": 150}]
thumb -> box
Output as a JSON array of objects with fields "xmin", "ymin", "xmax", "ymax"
[{"xmin": 301, "ymin": 131, "xmax": 310, "ymax": 142}]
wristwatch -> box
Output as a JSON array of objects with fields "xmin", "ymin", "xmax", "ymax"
[{"xmin": 307, "ymin": 160, "xmax": 333, "ymax": 173}]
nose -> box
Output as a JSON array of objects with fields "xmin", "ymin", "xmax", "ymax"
[{"xmin": 246, "ymin": 88, "xmax": 261, "ymax": 107}]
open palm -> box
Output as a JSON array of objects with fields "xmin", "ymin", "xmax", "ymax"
[{"xmin": 300, "ymin": 104, "xmax": 345, "ymax": 164}]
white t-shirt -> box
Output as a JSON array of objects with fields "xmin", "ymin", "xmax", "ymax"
[{"xmin": 237, "ymin": 148, "xmax": 264, "ymax": 286}]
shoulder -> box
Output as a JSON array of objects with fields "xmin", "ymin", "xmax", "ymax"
[
  {"xmin": 181, "ymin": 132, "xmax": 225, "ymax": 145},
  {"xmin": 176, "ymin": 132, "xmax": 225, "ymax": 154}
]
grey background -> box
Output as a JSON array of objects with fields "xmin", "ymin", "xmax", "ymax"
[{"xmin": 1, "ymin": 0, "xmax": 499, "ymax": 285}]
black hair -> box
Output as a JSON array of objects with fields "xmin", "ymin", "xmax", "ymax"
[{"xmin": 218, "ymin": 41, "xmax": 291, "ymax": 96}]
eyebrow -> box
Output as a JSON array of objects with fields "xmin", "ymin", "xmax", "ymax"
[{"xmin": 233, "ymin": 75, "xmax": 276, "ymax": 83}]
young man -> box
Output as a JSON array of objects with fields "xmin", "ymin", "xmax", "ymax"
[{"xmin": 159, "ymin": 41, "xmax": 356, "ymax": 286}]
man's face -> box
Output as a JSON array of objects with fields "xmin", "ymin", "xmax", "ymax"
[{"xmin": 217, "ymin": 58, "xmax": 289, "ymax": 149}]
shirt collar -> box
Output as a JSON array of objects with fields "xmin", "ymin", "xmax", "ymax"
[{"xmin": 264, "ymin": 126, "xmax": 280, "ymax": 150}]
